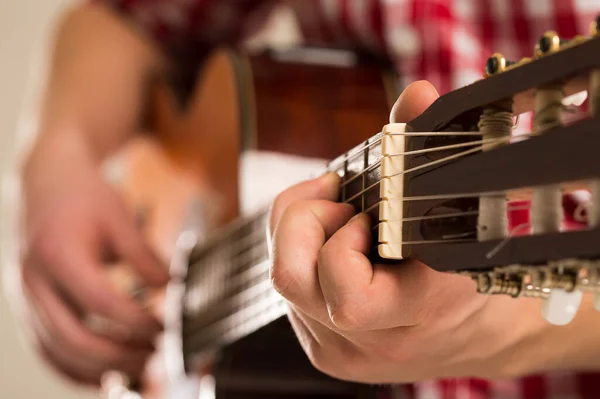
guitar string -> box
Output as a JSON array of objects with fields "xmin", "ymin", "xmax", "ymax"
[
  {"xmin": 185, "ymin": 133, "xmax": 536, "ymax": 303},
  {"xmin": 339, "ymin": 129, "xmax": 541, "ymax": 191},
  {"xmin": 186, "ymin": 199, "xmax": 535, "ymax": 305},
  {"xmin": 343, "ymin": 141, "xmax": 501, "ymax": 204},
  {"xmin": 185, "ymin": 238, "xmax": 496, "ymax": 350},
  {"xmin": 184, "ymin": 104, "xmax": 589, "ymax": 352},
  {"xmin": 185, "ymin": 192, "xmax": 547, "ymax": 325},
  {"xmin": 338, "ymin": 136, "xmax": 508, "ymax": 189},
  {"xmin": 187, "ymin": 129, "xmax": 537, "ymax": 268},
  {"xmin": 182, "ymin": 129, "xmax": 551, "ymax": 347},
  {"xmin": 183, "ymin": 204, "xmax": 565, "ymax": 350},
  {"xmin": 187, "ymin": 233, "xmax": 509, "ymax": 350},
  {"xmin": 183, "ymin": 199, "xmax": 541, "ymax": 337},
  {"xmin": 182, "ymin": 103, "xmax": 589, "ymax": 352},
  {"xmin": 186, "ymin": 137, "xmax": 497, "ymax": 281}
]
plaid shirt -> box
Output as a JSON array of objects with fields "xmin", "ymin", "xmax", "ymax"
[{"xmin": 93, "ymin": 1, "xmax": 600, "ymax": 398}]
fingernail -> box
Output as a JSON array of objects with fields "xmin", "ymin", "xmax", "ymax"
[
  {"xmin": 348, "ymin": 213, "xmax": 371, "ymax": 228},
  {"xmin": 318, "ymin": 171, "xmax": 341, "ymax": 184}
]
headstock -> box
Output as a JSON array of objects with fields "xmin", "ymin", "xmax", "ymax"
[{"xmin": 376, "ymin": 16, "xmax": 600, "ymax": 326}]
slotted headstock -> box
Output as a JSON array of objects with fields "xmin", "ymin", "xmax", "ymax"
[{"xmin": 375, "ymin": 17, "xmax": 600, "ymax": 325}]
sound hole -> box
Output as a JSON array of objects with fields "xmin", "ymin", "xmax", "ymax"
[{"xmin": 420, "ymin": 198, "xmax": 478, "ymax": 241}]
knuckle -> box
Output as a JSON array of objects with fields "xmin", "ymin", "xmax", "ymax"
[
  {"xmin": 328, "ymin": 301, "xmax": 370, "ymax": 331},
  {"xmin": 270, "ymin": 259, "xmax": 295, "ymax": 298}
]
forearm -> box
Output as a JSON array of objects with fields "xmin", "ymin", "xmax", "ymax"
[
  {"xmin": 476, "ymin": 293, "xmax": 600, "ymax": 379},
  {"xmin": 32, "ymin": 2, "xmax": 165, "ymax": 164}
]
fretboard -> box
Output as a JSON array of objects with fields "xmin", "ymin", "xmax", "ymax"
[{"xmin": 181, "ymin": 133, "xmax": 385, "ymax": 365}]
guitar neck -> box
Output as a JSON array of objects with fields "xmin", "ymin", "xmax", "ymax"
[{"xmin": 180, "ymin": 133, "xmax": 386, "ymax": 362}]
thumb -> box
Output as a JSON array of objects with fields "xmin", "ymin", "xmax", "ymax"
[{"xmin": 390, "ymin": 80, "xmax": 439, "ymax": 123}]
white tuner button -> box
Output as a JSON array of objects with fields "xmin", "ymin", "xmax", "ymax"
[{"xmin": 541, "ymin": 289, "xmax": 583, "ymax": 325}]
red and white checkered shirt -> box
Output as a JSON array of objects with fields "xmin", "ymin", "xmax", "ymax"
[{"xmin": 92, "ymin": 1, "xmax": 600, "ymax": 398}]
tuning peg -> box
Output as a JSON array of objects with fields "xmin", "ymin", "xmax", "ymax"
[
  {"xmin": 535, "ymin": 31, "xmax": 564, "ymax": 57},
  {"xmin": 541, "ymin": 289, "xmax": 582, "ymax": 325},
  {"xmin": 484, "ymin": 53, "xmax": 517, "ymax": 77}
]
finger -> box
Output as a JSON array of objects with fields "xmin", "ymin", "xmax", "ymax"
[
  {"xmin": 22, "ymin": 266, "xmax": 153, "ymax": 369},
  {"xmin": 269, "ymin": 172, "xmax": 342, "ymax": 238},
  {"xmin": 105, "ymin": 199, "xmax": 169, "ymax": 287},
  {"xmin": 318, "ymin": 213, "xmax": 447, "ymax": 331},
  {"xmin": 270, "ymin": 199, "xmax": 355, "ymax": 322},
  {"xmin": 390, "ymin": 80, "xmax": 439, "ymax": 123},
  {"xmin": 37, "ymin": 241, "xmax": 163, "ymax": 341}
]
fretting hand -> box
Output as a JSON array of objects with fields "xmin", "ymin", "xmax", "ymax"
[{"xmin": 267, "ymin": 80, "xmax": 600, "ymax": 383}]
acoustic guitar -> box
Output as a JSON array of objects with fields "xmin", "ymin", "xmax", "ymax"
[
  {"xmin": 103, "ymin": 46, "xmax": 397, "ymax": 399},
  {"xmin": 106, "ymin": 20, "xmax": 600, "ymax": 399}
]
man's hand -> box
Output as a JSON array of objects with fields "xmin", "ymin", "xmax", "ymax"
[
  {"xmin": 267, "ymin": 80, "xmax": 556, "ymax": 383},
  {"xmin": 19, "ymin": 132, "xmax": 169, "ymax": 386},
  {"xmin": 9, "ymin": 3, "xmax": 168, "ymax": 386}
]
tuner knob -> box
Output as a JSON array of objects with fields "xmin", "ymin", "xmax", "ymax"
[
  {"xmin": 541, "ymin": 289, "xmax": 582, "ymax": 325},
  {"xmin": 484, "ymin": 53, "xmax": 516, "ymax": 77},
  {"xmin": 535, "ymin": 31, "xmax": 562, "ymax": 57}
]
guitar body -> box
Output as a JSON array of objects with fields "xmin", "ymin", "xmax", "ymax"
[{"xmin": 110, "ymin": 48, "xmax": 397, "ymax": 398}]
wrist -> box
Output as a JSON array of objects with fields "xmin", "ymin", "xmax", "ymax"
[{"xmin": 470, "ymin": 293, "xmax": 600, "ymax": 379}]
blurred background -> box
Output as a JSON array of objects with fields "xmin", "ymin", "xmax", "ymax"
[{"xmin": 0, "ymin": 1, "xmax": 299, "ymax": 398}]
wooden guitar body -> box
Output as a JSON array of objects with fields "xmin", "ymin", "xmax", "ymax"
[{"xmin": 108, "ymin": 47, "xmax": 397, "ymax": 398}]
